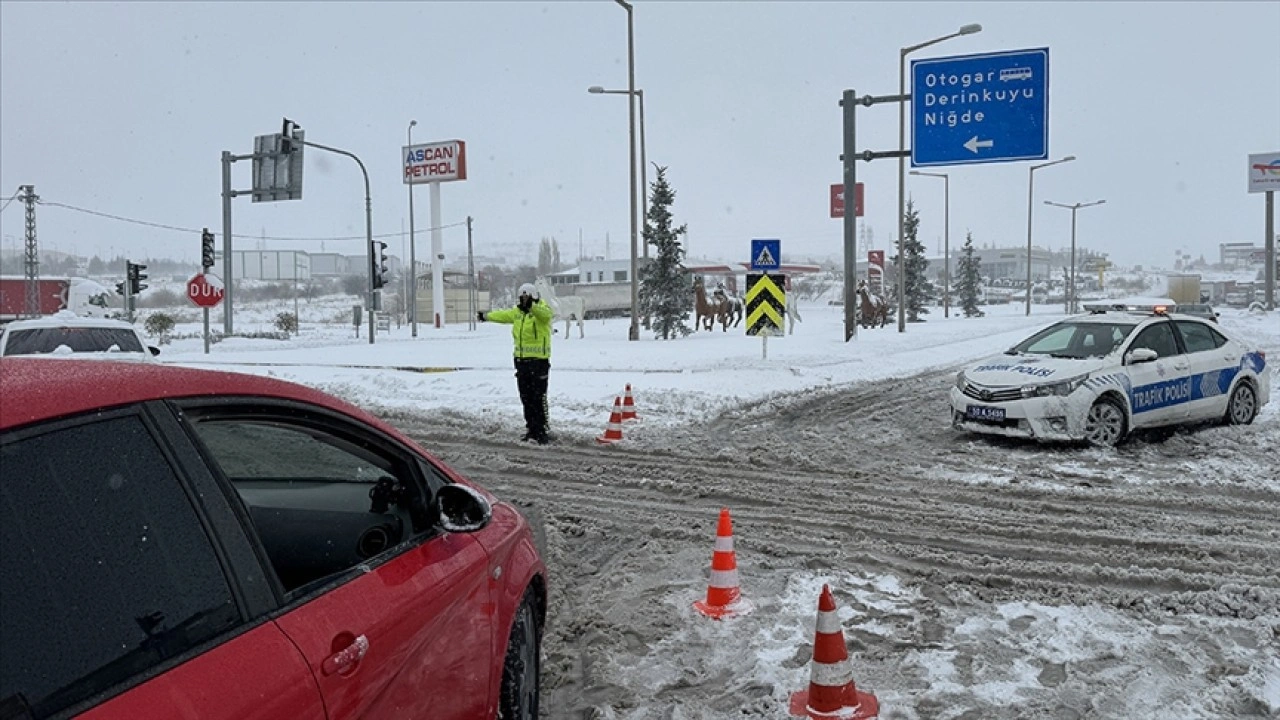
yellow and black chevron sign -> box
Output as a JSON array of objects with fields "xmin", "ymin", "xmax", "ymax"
[{"xmin": 745, "ymin": 273, "xmax": 786, "ymax": 336}]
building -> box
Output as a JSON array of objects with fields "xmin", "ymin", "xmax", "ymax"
[
  {"xmin": 1219, "ymin": 242, "xmax": 1262, "ymax": 268},
  {"xmin": 209, "ymin": 250, "xmax": 312, "ymax": 282}
]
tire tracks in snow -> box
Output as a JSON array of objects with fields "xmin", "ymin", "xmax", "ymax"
[{"xmin": 378, "ymin": 367, "xmax": 1280, "ymax": 716}]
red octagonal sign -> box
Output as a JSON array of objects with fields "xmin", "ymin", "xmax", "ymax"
[{"xmin": 187, "ymin": 273, "xmax": 225, "ymax": 308}]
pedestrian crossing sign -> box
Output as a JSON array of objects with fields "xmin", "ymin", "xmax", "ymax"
[{"xmin": 750, "ymin": 239, "xmax": 781, "ymax": 271}]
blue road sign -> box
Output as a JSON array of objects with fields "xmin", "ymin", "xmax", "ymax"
[
  {"xmin": 750, "ymin": 239, "xmax": 781, "ymax": 271},
  {"xmin": 912, "ymin": 48, "xmax": 1048, "ymax": 167}
]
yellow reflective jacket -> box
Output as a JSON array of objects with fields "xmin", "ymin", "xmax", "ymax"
[{"xmin": 485, "ymin": 300, "xmax": 553, "ymax": 359}]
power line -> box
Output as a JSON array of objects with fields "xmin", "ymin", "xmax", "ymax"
[
  {"xmin": 33, "ymin": 199, "xmax": 467, "ymax": 241},
  {"xmin": 0, "ymin": 189, "xmax": 20, "ymax": 214}
]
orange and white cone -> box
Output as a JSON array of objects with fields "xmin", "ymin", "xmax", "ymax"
[
  {"xmin": 693, "ymin": 508, "xmax": 753, "ymax": 619},
  {"xmin": 789, "ymin": 584, "xmax": 879, "ymax": 719},
  {"xmin": 595, "ymin": 396, "xmax": 625, "ymax": 444},
  {"xmin": 620, "ymin": 383, "xmax": 639, "ymax": 421}
]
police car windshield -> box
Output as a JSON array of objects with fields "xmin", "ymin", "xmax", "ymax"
[{"xmin": 1007, "ymin": 321, "xmax": 1138, "ymax": 359}]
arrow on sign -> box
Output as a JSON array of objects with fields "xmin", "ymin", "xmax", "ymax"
[{"xmin": 963, "ymin": 136, "xmax": 994, "ymax": 154}]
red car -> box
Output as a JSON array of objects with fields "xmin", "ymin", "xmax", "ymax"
[{"xmin": 0, "ymin": 358, "xmax": 546, "ymax": 719}]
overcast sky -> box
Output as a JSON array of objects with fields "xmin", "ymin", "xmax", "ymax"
[{"xmin": 2, "ymin": 1, "xmax": 1278, "ymax": 271}]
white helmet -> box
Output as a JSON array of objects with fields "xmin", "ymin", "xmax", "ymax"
[{"xmin": 518, "ymin": 283, "xmax": 538, "ymax": 300}]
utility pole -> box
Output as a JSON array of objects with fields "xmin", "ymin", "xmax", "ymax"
[
  {"xmin": 466, "ymin": 216, "xmax": 477, "ymax": 330},
  {"xmin": 19, "ymin": 185, "xmax": 40, "ymax": 318}
]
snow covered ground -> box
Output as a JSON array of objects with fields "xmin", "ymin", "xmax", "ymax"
[{"xmin": 152, "ymin": 296, "xmax": 1279, "ymax": 719}]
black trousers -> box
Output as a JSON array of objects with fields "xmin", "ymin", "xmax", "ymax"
[{"xmin": 514, "ymin": 358, "xmax": 550, "ymax": 438}]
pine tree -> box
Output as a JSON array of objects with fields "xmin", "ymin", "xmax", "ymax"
[
  {"xmin": 536, "ymin": 237, "xmax": 562, "ymax": 276},
  {"xmin": 537, "ymin": 238, "xmax": 551, "ymax": 277},
  {"xmin": 639, "ymin": 165, "xmax": 692, "ymax": 339},
  {"xmin": 892, "ymin": 198, "xmax": 935, "ymax": 321},
  {"xmin": 956, "ymin": 231, "xmax": 985, "ymax": 317}
]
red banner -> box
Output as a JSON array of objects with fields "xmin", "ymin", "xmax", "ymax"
[{"xmin": 829, "ymin": 183, "xmax": 864, "ymax": 218}]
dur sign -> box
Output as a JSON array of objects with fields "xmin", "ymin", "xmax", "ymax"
[{"xmin": 403, "ymin": 140, "xmax": 468, "ymax": 184}]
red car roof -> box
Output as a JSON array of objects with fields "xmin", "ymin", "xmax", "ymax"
[{"xmin": 0, "ymin": 358, "xmax": 404, "ymax": 441}]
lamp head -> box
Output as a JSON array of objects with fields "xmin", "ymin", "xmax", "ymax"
[
  {"xmin": 409, "ymin": 119, "xmax": 417, "ymax": 128},
  {"xmin": 588, "ymin": 86, "xmax": 605, "ymax": 94},
  {"xmin": 959, "ymin": 23, "xmax": 982, "ymax": 35}
]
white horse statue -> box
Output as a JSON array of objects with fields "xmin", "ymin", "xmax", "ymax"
[
  {"xmin": 534, "ymin": 277, "xmax": 586, "ymax": 339},
  {"xmin": 785, "ymin": 295, "xmax": 802, "ymax": 335}
]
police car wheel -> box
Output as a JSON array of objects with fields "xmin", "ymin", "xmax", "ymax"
[
  {"xmin": 1224, "ymin": 383, "xmax": 1258, "ymax": 426},
  {"xmin": 1083, "ymin": 398, "xmax": 1127, "ymax": 447}
]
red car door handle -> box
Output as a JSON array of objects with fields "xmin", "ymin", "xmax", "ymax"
[{"xmin": 322, "ymin": 634, "xmax": 369, "ymax": 676}]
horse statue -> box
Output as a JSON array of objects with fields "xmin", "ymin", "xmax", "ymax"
[
  {"xmin": 857, "ymin": 280, "xmax": 889, "ymax": 329},
  {"xmin": 534, "ymin": 277, "xmax": 586, "ymax": 339},
  {"xmin": 693, "ymin": 276, "xmax": 727, "ymax": 331},
  {"xmin": 712, "ymin": 282, "xmax": 743, "ymax": 329},
  {"xmin": 785, "ymin": 295, "xmax": 802, "ymax": 335}
]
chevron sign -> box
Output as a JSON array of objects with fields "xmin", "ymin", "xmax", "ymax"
[{"xmin": 745, "ymin": 273, "xmax": 786, "ymax": 337}]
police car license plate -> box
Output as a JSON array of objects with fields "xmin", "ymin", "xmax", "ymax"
[{"xmin": 965, "ymin": 405, "xmax": 1006, "ymax": 422}]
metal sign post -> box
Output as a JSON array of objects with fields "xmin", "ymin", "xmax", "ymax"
[
  {"xmin": 839, "ymin": 90, "xmax": 910, "ymax": 340},
  {"xmin": 220, "ymin": 119, "xmax": 306, "ymax": 336},
  {"xmin": 403, "ymin": 139, "xmax": 468, "ymax": 330},
  {"xmin": 1248, "ymin": 152, "xmax": 1280, "ymax": 310}
]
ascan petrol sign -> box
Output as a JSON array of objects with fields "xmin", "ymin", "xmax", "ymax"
[
  {"xmin": 404, "ymin": 140, "xmax": 467, "ymax": 184},
  {"xmin": 1248, "ymin": 151, "xmax": 1280, "ymax": 194}
]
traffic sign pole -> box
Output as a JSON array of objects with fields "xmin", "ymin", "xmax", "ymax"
[{"xmin": 841, "ymin": 90, "xmax": 858, "ymax": 343}]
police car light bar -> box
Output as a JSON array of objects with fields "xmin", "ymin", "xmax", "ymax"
[{"xmin": 1081, "ymin": 297, "xmax": 1176, "ymax": 315}]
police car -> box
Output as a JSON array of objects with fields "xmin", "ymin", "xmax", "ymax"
[
  {"xmin": 950, "ymin": 299, "xmax": 1270, "ymax": 447},
  {"xmin": 0, "ymin": 310, "xmax": 159, "ymax": 361}
]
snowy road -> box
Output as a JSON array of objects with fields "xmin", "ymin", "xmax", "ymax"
[{"xmin": 381, "ymin": 365, "xmax": 1280, "ymax": 719}]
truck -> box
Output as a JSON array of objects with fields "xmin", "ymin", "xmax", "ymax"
[
  {"xmin": 0, "ymin": 276, "xmax": 113, "ymax": 325},
  {"xmin": 1165, "ymin": 274, "xmax": 1202, "ymax": 305},
  {"xmin": 558, "ymin": 281, "xmax": 634, "ymax": 318}
]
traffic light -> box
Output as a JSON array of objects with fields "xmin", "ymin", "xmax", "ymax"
[
  {"xmin": 127, "ymin": 261, "xmax": 148, "ymax": 295},
  {"xmin": 201, "ymin": 228, "xmax": 216, "ymax": 268},
  {"xmin": 281, "ymin": 117, "xmax": 299, "ymax": 154},
  {"xmin": 115, "ymin": 281, "xmax": 126, "ymax": 296},
  {"xmin": 372, "ymin": 242, "xmax": 389, "ymax": 289}
]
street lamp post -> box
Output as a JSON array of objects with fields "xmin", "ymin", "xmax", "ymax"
[
  {"xmin": 588, "ymin": 86, "xmax": 648, "ymax": 253},
  {"xmin": 898, "ymin": 24, "xmax": 981, "ymax": 332},
  {"xmin": 1044, "ymin": 199, "xmax": 1105, "ymax": 314},
  {"xmin": 408, "ymin": 120, "xmax": 418, "ymax": 337},
  {"xmin": 909, "ymin": 170, "xmax": 950, "ymax": 317},
  {"xmin": 613, "ymin": 0, "xmax": 639, "ymax": 341},
  {"xmin": 1024, "ymin": 155, "xmax": 1075, "ymax": 315}
]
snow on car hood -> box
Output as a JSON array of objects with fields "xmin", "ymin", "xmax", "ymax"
[{"xmin": 964, "ymin": 354, "xmax": 1108, "ymax": 387}]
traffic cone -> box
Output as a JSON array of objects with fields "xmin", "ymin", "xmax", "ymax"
[
  {"xmin": 788, "ymin": 584, "xmax": 879, "ymax": 719},
  {"xmin": 595, "ymin": 396, "xmax": 625, "ymax": 444},
  {"xmin": 620, "ymin": 383, "xmax": 639, "ymax": 421},
  {"xmin": 693, "ymin": 508, "xmax": 754, "ymax": 619}
]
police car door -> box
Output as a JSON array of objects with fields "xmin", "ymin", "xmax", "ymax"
[
  {"xmin": 1123, "ymin": 320, "xmax": 1191, "ymax": 427},
  {"xmin": 1174, "ymin": 319, "xmax": 1237, "ymax": 422}
]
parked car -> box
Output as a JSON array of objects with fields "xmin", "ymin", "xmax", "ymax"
[
  {"xmin": 0, "ymin": 358, "xmax": 546, "ymax": 719},
  {"xmin": 0, "ymin": 310, "xmax": 158, "ymax": 360},
  {"xmin": 950, "ymin": 302, "xmax": 1270, "ymax": 447},
  {"xmin": 1175, "ymin": 303, "xmax": 1219, "ymax": 322}
]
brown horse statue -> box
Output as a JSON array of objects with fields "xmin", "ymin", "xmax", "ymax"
[
  {"xmin": 712, "ymin": 283, "xmax": 743, "ymax": 329},
  {"xmin": 857, "ymin": 281, "xmax": 889, "ymax": 329},
  {"xmin": 693, "ymin": 277, "xmax": 728, "ymax": 331}
]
